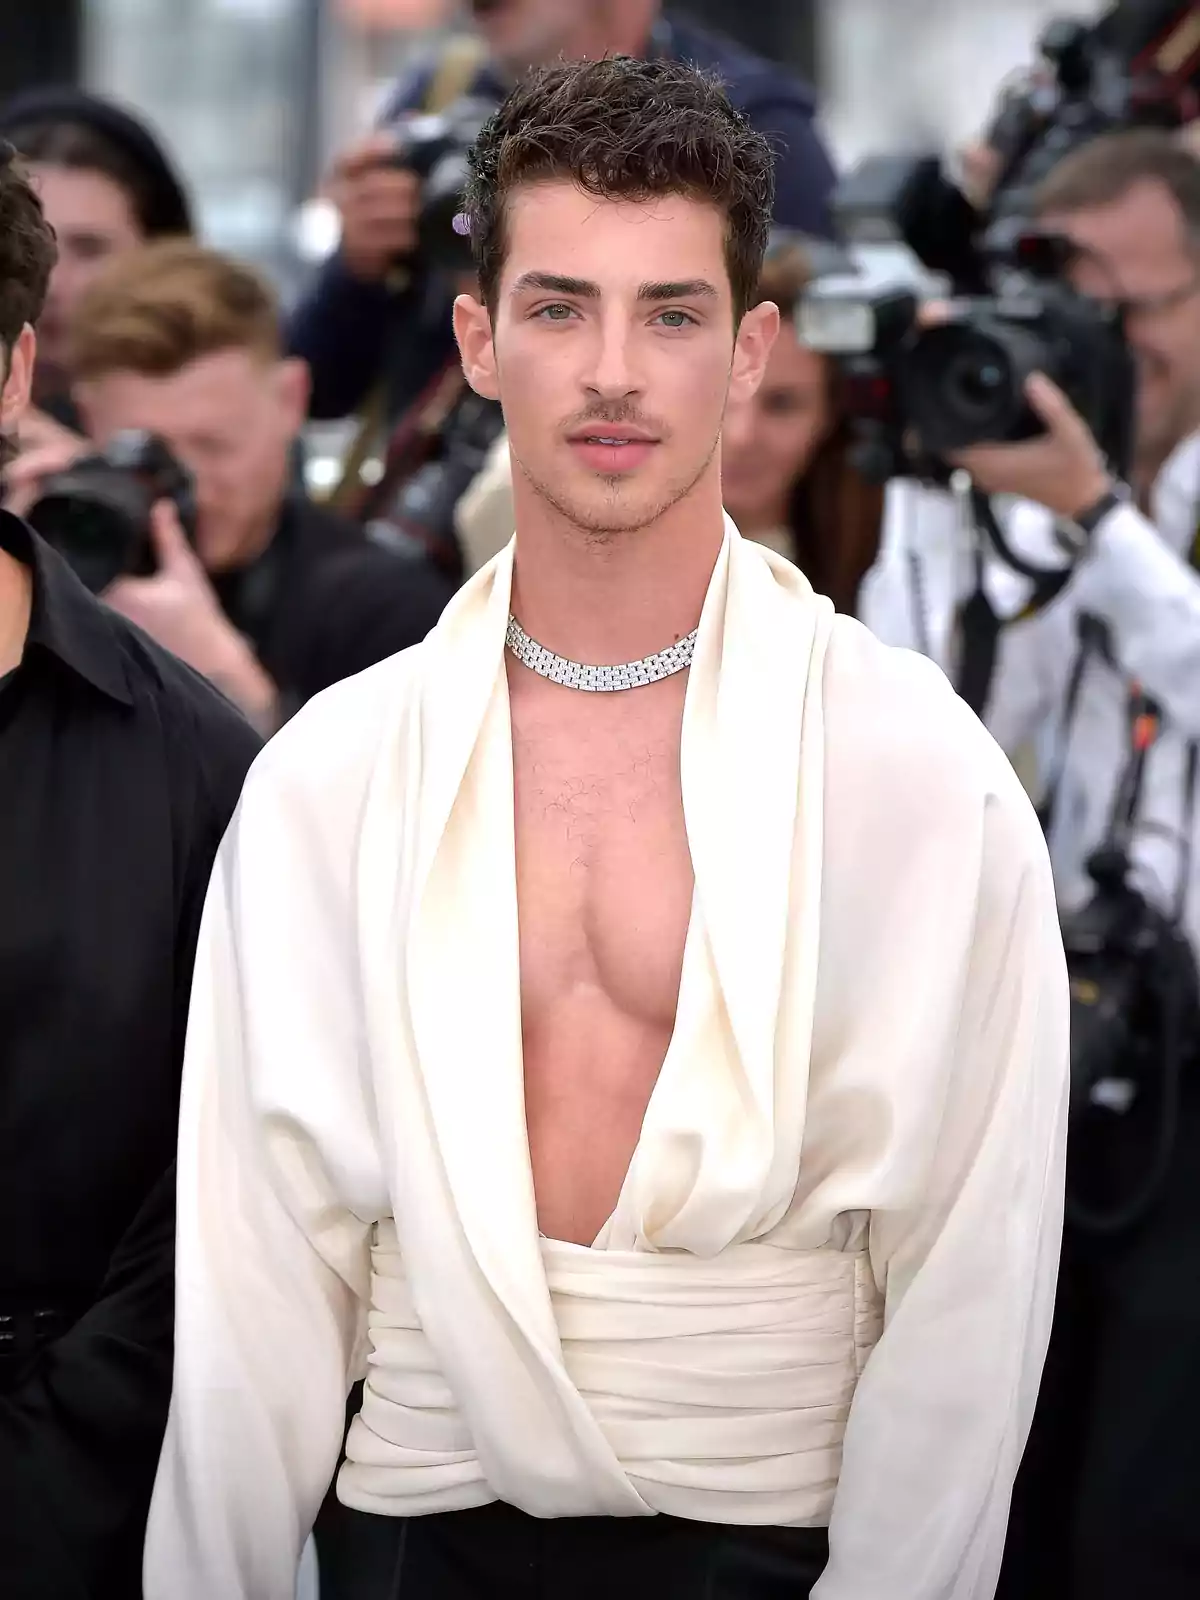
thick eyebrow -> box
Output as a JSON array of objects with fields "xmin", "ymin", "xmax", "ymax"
[
  {"xmin": 637, "ymin": 279, "xmax": 719, "ymax": 302},
  {"xmin": 509, "ymin": 272, "xmax": 720, "ymax": 302},
  {"xmin": 510, "ymin": 272, "xmax": 599, "ymax": 298}
]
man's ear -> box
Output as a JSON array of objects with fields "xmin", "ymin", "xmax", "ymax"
[
  {"xmin": 728, "ymin": 300, "xmax": 780, "ymax": 407},
  {"xmin": 0, "ymin": 325, "xmax": 36, "ymax": 434},
  {"xmin": 453, "ymin": 293, "xmax": 500, "ymax": 401}
]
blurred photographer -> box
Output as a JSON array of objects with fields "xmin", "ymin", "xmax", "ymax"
[
  {"xmin": 0, "ymin": 88, "xmax": 192, "ymax": 436},
  {"xmin": 855, "ymin": 124, "xmax": 1200, "ymax": 1600},
  {"xmin": 9, "ymin": 241, "xmax": 453, "ymax": 733},
  {"xmin": 291, "ymin": 0, "xmax": 836, "ymax": 427},
  {"xmin": 721, "ymin": 240, "xmax": 885, "ymax": 613}
]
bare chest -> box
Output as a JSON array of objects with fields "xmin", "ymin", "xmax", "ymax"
[
  {"xmin": 510, "ymin": 680, "xmax": 694, "ymax": 1243},
  {"xmin": 511, "ymin": 686, "xmax": 693, "ymax": 1012}
]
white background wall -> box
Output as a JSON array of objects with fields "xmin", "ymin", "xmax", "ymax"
[{"xmin": 820, "ymin": 0, "xmax": 1105, "ymax": 165}]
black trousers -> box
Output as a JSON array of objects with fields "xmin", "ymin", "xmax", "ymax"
[
  {"xmin": 997, "ymin": 1083, "xmax": 1200, "ymax": 1598},
  {"xmin": 322, "ymin": 1501, "xmax": 828, "ymax": 1599}
]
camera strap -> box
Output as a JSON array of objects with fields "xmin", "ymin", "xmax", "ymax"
[
  {"xmin": 1100, "ymin": 685, "xmax": 1197, "ymax": 926},
  {"xmin": 953, "ymin": 489, "xmax": 1073, "ymax": 718},
  {"xmin": 1039, "ymin": 485, "xmax": 1200, "ymax": 924}
]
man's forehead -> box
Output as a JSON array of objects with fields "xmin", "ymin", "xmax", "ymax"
[
  {"xmin": 91, "ymin": 352, "xmax": 266, "ymax": 415},
  {"xmin": 501, "ymin": 181, "xmax": 728, "ymax": 282},
  {"xmin": 1047, "ymin": 180, "xmax": 1190, "ymax": 250}
]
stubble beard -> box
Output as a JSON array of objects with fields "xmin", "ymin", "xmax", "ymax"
[{"xmin": 513, "ymin": 436, "xmax": 719, "ymax": 546}]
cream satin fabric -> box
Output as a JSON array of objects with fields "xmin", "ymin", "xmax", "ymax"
[
  {"xmin": 145, "ymin": 518, "xmax": 1069, "ymax": 1600},
  {"xmin": 351, "ymin": 1198, "xmax": 883, "ymax": 1525}
]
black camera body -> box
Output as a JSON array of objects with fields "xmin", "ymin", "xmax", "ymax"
[
  {"xmin": 1059, "ymin": 841, "xmax": 1200, "ymax": 1233},
  {"xmin": 366, "ymin": 389, "xmax": 504, "ymax": 581},
  {"xmin": 27, "ymin": 430, "xmax": 198, "ymax": 596},
  {"xmin": 902, "ymin": 282, "xmax": 1132, "ymax": 460},
  {"xmin": 1062, "ymin": 846, "xmax": 1185, "ymax": 1111},
  {"xmin": 799, "ymin": 160, "xmax": 1136, "ymax": 483},
  {"xmin": 799, "ymin": 0, "xmax": 1200, "ymax": 483},
  {"xmin": 987, "ymin": 4, "xmax": 1200, "ymax": 220},
  {"xmin": 385, "ymin": 96, "xmax": 497, "ymax": 274}
]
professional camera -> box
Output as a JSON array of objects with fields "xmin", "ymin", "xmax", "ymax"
[
  {"xmin": 366, "ymin": 389, "xmax": 504, "ymax": 582},
  {"xmin": 1060, "ymin": 841, "xmax": 1199, "ymax": 1233},
  {"xmin": 26, "ymin": 430, "xmax": 198, "ymax": 596},
  {"xmin": 799, "ymin": 165, "xmax": 1135, "ymax": 481},
  {"xmin": 799, "ymin": 0, "xmax": 1200, "ymax": 483},
  {"xmin": 986, "ymin": 2, "xmax": 1200, "ymax": 219},
  {"xmin": 385, "ymin": 96, "xmax": 498, "ymax": 274}
]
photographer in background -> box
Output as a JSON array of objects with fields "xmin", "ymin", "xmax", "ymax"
[
  {"xmin": 0, "ymin": 88, "xmax": 192, "ymax": 435},
  {"xmin": 291, "ymin": 0, "xmax": 836, "ymax": 427},
  {"xmin": 9, "ymin": 241, "xmax": 453, "ymax": 734},
  {"xmin": 861, "ymin": 128, "xmax": 1200, "ymax": 1599},
  {"xmin": 720, "ymin": 239, "xmax": 884, "ymax": 613}
]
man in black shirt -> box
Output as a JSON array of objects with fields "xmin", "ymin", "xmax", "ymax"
[
  {"xmin": 0, "ymin": 145, "xmax": 260, "ymax": 1596},
  {"xmin": 6, "ymin": 239, "xmax": 454, "ymax": 731}
]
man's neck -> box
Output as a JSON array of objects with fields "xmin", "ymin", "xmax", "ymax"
[
  {"xmin": 0, "ymin": 548, "xmax": 33, "ymax": 677},
  {"xmin": 509, "ymin": 475, "xmax": 725, "ymax": 666}
]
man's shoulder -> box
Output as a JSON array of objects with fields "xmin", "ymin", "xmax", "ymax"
[
  {"xmin": 285, "ymin": 497, "xmax": 456, "ymax": 654},
  {"xmin": 104, "ymin": 607, "xmax": 263, "ymax": 812},
  {"xmin": 823, "ymin": 614, "xmax": 1041, "ymax": 843},
  {"xmin": 103, "ymin": 600, "xmax": 258, "ymax": 755}
]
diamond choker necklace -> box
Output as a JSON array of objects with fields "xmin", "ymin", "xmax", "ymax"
[{"xmin": 505, "ymin": 615, "xmax": 698, "ymax": 692}]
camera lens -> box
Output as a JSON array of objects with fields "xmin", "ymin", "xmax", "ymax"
[
  {"xmin": 942, "ymin": 351, "xmax": 1008, "ymax": 420},
  {"xmin": 901, "ymin": 315, "xmax": 1045, "ymax": 453},
  {"xmin": 27, "ymin": 466, "xmax": 156, "ymax": 595}
]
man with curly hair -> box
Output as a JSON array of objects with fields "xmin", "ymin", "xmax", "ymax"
[{"xmin": 146, "ymin": 58, "xmax": 1069, "ymax": 1600}]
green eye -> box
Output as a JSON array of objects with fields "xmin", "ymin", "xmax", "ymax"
[
  {"xmin": 658, "ymin": 309, "xmax": 695, "ymax": 328},
  {"xmin": 537, "ymin": 303, "xmax": 574, "ymax": 320}
]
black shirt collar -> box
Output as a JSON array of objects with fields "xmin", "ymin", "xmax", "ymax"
[{"xmin": 0, "ymin": 511, "xmax": 133, "ymax": 706}]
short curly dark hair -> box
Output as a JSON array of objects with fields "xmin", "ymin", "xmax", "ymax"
[
  {"xmin": 0, "ymin": 141, "xmax": 56, "ymax": 359},
  {"xmin": 463, "ymin": 55, "xmax": 775, "ymax": 322}
]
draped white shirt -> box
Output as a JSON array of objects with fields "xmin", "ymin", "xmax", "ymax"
[{"xmin": 145, "ymin": 518, "xmax": 1069, "ymax": 1600}]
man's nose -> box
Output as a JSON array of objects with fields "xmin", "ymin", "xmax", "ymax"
[{"xmin": 584, "ymin": 317, "xmax": 641, "ymax": 399}]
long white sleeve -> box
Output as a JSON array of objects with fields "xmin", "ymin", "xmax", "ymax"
[
  {"xmin": 813, "ymin": 751, "xmax": 1070, "ymax": 1599},
  {"xmin": 1070, "ymin": 503, "xmax": 1200, "ymax": 738},
  {"xmin": 144, "ymin": 730, "xmax": 379, "ymax": 1600}
]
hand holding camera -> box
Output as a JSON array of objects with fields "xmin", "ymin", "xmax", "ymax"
[
  {"xmin": 14, "ymin": 428, "xmax": 276, "ymax": 727},
  {"xmin": 325, "ymin": 98, "xmax": 496, "ymax": 284},
  {"xmin": 947, "ymin": 369, "xmax": 1113, "ymax": 521},
  {"xmin": 4, "ymin": 408, "xmax": 89, "ymax": 517},
  {"xmin": 103, "ymin": 500, "xmax": 272, "ymax": 724},
  {"xmin": 326, "ymin": 132, "xmax": 422, "ymax": 282}
]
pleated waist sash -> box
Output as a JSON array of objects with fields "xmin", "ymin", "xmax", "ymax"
[{"xmin": 339, "ymin": 1226, "xmax": 883, "ymax": 1527}]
